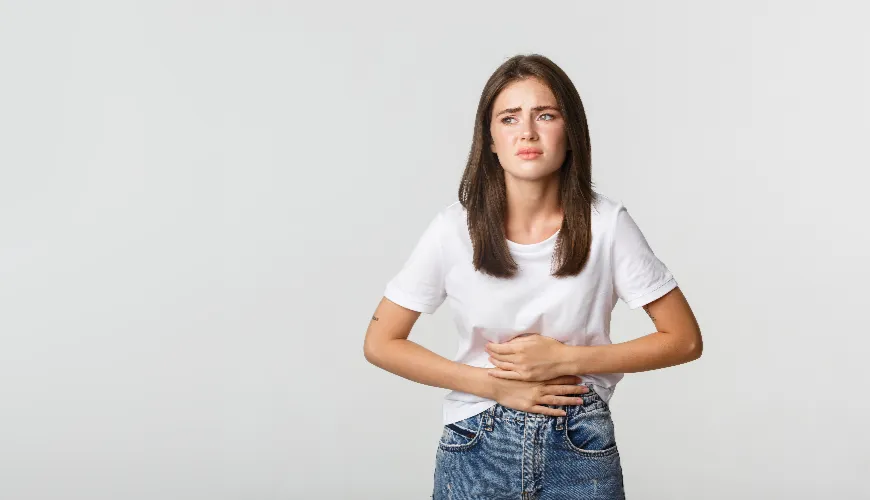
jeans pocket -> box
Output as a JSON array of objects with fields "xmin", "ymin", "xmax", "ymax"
[
  {"xmin": 562, "ymin": 405, "xmax": 619, "ymax": 457},
  {"xmin": 438, "ymin": 413, "xmax": 484, "ymax": 452}
]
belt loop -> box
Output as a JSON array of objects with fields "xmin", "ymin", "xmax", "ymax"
[
  {"xmin": 556, "ymin": 413, "xmax": 565, "ymax": 430},
  {"xmin": 484, "ymin": 406, "xmax": 495, "ymax": 431}
]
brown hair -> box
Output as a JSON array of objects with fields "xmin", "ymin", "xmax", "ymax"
[{"xmin": 458, "ymin": 54, "xmax": 598, "ymax": 279}]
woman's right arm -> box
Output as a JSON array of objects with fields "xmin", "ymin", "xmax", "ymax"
[
  {"xmin": 363, "ymin": 296, "xmax": 493, "ymax": 397},
  {"xmin": 363, "ymin": 297, "xmax": 586, "ymax": 417}
]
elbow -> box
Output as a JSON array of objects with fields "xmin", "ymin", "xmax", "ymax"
[
  {"xmin": 363, "ymin": 342, "xmax": 377, "ymax": 364},
  {"xmin": 686, "ymin": 337, "xmax": 703, "ymax": 361},
  {"xmin": 363, "ymin": 340, "xmax": 383, "ymax": 366}
]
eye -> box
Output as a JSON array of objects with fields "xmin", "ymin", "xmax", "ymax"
[
  {"xmin": 539, "ymin": 113, "xmax": 556, "ymax": 121},
  {"xmin": 500, "ymin": 116, "xmax": 517, "ymax": 125}
]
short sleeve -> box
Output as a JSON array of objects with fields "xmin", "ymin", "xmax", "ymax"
[
  {"xmin": 383, "ymin": 211, "xmax": 447, "ymax": 314},
  {"xmin": 610, "ymin": 204, "xmax": 678, "ymax": 309}
]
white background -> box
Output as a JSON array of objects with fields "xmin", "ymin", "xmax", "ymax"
[{"xmin": 1, "ymin": 1, "xmax": 868, "ymax": 498}]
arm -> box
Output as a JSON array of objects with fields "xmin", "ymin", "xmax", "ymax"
[
  {"xmin": 363, "ymin": 296, "xmax": 495, "ymax": 399},
  {"xmin": 562, "ymin": 286, "xmax": 702, "ymax": 375},
  {"xmin": 364, "ymin": 296, "xmax": 586, "ymax": 416},
  {"xmin": 485, "ymin": 287, "xmax": 702, "ymax": 380}
]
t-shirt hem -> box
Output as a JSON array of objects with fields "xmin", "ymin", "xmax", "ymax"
[
  {"xmin": 625, "ymin": 277, "xmax": 678, "ymax": 309},
  {"xmin": 443, "ymin": 400, "xmax": 498, "ymax": 425},
  {"xmin": 383, "ymin": 286, "xmax": 439, "ymax": 314}
]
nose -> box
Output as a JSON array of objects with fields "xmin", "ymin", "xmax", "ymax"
[{"xmin": 519, "ymin": 120, "xmax": 538, "ymax": 140}]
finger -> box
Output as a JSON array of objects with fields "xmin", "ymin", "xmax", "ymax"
[
  {"xmin": 489, "ymin": 353, "xmax": 519, "ymax": 364},
  {"xmin": 487, "ymin": 351, "xmax": 512, "ymax": 362},
  {"xmin": 528, "ymin": 405, "xmax": 567, "ymax": 417},
  {"xmin": 486, "ymin": 343, "xmax": 514, "ymax": 355},
  {"xmin": 539, "ymin": 394, "xmax": 585, "ymax": 406},
  {"xmin": 545, "ymin": 384, "xmax": 591, "ymax": 396},
  {"xmin": 487, "ymin": 369, "xmax": 523, "ymax": 380},
  {"xmin": 506, "ymin": 334, "xmax": 535, "ymax": 343},
  {"xmin": 489, "ymin": 357, "xmax": 518, "ymax": 370}
]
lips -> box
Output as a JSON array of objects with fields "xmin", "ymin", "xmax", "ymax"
[{"xmin": 516, "ymin": 147, "xmax": 543, "ymax": 160}]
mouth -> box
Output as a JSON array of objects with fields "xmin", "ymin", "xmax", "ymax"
[{"xmin": 517, "ymin": 149, "xmax": 542, "ymax": 160}]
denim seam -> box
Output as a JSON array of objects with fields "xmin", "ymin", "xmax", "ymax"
[{"xmin": 561, "ymin": 409, "xmax": 620, "ymax": 457}]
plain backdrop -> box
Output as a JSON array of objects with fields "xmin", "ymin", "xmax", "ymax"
[{"xmin": 1, "ymin": 1, "xmax": 868, "ymax": 499}]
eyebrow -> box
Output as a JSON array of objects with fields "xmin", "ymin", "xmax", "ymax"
[{"xmin": 495, "ymin": 105, "xmax": 561, "ymax": 117}]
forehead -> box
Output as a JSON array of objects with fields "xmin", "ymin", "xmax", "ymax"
[{"xmin": 492, "ymin": 77, "xmax": 557, "ymax": 108}]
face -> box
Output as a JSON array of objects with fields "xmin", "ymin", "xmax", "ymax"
[{"xmin": 489, "ymin": 77, "xmax": 569, "ymax": 181}]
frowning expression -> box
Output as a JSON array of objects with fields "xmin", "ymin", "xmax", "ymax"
[{"xmin": 489, "ymin": 77, "xmax": 569, "ymax": 181}]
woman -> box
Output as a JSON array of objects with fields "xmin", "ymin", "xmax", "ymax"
[{"xmin": 363, "ymin": 54, "xmax": 702, "ymax": 499}]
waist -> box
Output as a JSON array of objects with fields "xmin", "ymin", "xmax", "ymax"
[{"xmin": 445, "ymin": 375, "xmax": 616, "ymax": 403}]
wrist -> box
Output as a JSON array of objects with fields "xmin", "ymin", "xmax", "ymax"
[
  {"xmin": 469, "ymin": 367, "xmax": 499, "ymax": 400},
  {"xmin": 560, "ymin": 344, "xmax": 588, "ymax": 375}
]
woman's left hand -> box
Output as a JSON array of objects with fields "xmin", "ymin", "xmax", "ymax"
[{"xmin": 485, "ymin": 334, "xmax": 574, "ymax": 382}]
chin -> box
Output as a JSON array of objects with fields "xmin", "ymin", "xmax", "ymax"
[{"xmin": 503, "ymin": 164, "xmax": 562, "ymax": 181}]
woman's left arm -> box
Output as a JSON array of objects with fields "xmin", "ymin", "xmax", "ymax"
[
  {"xmin": 566, "ymin": 286, "xmax": 702, "ymax": 374},
  {"xmin": 486, "ymin": 287, "xmax": 702, "ymax": 380}
]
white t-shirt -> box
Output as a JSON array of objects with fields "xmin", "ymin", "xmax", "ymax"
[{"xmin": 383, "ymin": 192, "xmax": 678, "ymax": 425}]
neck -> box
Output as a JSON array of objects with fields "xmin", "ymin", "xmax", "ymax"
[{"xmin": 503, "ymin": 171, "xmax": 562, "ymax": 235}]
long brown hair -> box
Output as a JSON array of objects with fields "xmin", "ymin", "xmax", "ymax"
[{"xmin": 458, "ymin": 54, "xmax": 597, "ymax": 279}]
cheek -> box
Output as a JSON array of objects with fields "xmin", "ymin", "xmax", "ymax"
[
  {"xmin": 492, "ymin": 128, "xmax": 515, "ymax": 146},
  {"xmin": 546, "ymin": 126, "xmax": 568, "ymax": 148}
]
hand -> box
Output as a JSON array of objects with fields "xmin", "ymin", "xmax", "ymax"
[
  {"xmin": 487, "ymin": 373, "xmax": 588, "ymax": 417},
  {"xmin": 486, "ymin": 333, "xmax": 572, "ymax": 382}
]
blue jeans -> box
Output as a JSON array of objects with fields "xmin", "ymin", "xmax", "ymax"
[{"xmin": 433, "ymin": 384, "xmax": 625, "ymax": 499}]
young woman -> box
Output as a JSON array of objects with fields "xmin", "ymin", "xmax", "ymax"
[{"xmin": 363, "ymin": 54, "xmax": 702, "ymax": 500}]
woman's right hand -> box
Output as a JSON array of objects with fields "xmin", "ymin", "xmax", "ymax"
[{"xmin": 486, "ymin": 372, "xmax": 589, "ymax": 417}]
